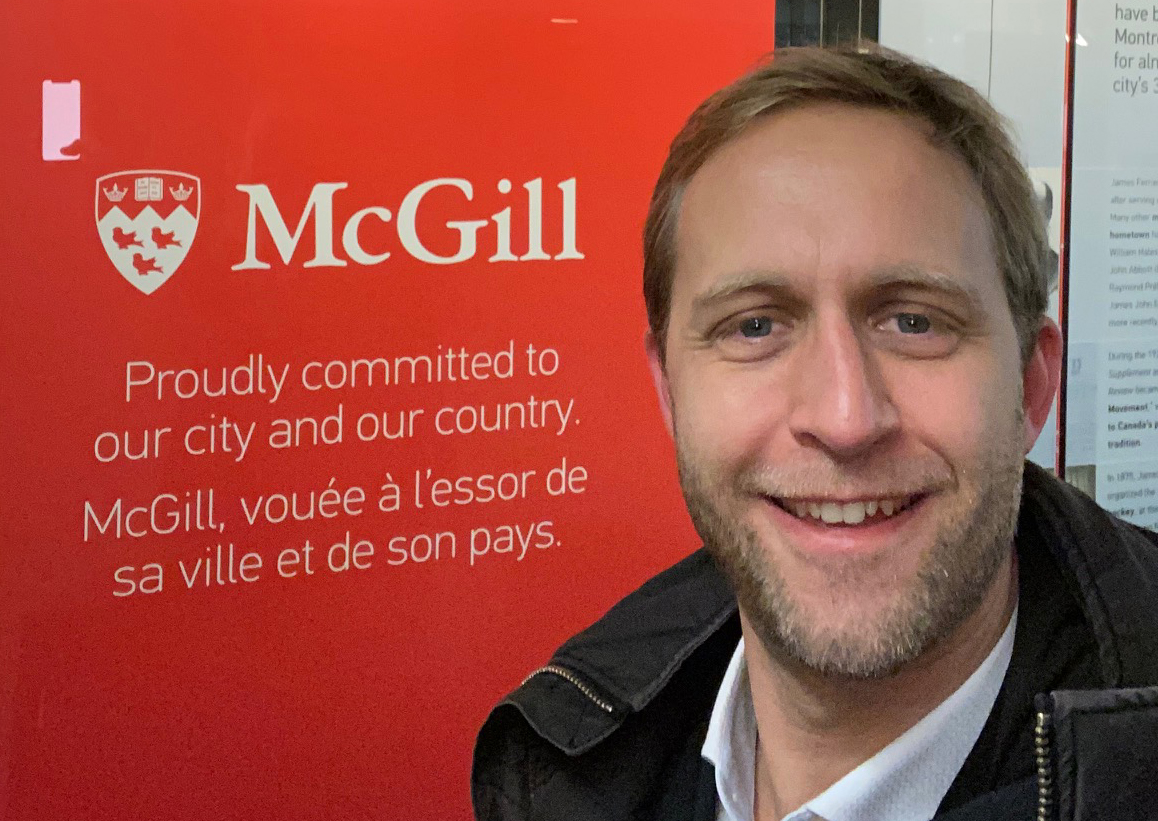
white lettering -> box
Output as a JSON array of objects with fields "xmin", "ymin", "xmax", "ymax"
[
  {"xmin": 231, "ymin": 177, "xmax": 582, "ymax": 269},
  {"xmin": 232, "ymin": 182, "xmax": 349, "ymax": 270},
  {"xmin": 397, "ymin": 178, "xmax": 487, "ymax": 264},
  {"xmin": 342, "ymin": 206, "xmax": 392, "ymax": 265}
]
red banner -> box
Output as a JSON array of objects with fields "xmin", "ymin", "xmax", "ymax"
[{"xmin": 0, "ymin": 2, "xmax": 773, "ymax": 818}]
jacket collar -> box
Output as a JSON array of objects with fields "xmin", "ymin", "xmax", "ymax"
[
  {"xmin": 1019, "ymin": 461, "xmax": 1158, "ymax": 688},
  {"xmin": 506, "ymin": 549, "xmax": 738, "ymax": 754}
]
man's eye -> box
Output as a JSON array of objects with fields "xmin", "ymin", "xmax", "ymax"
[
  {"xmin": 738, "ymin": 316, "xmax": 774, "ymax": 338},
  {"xmin": 895, "ymin": 313, "xmax": 931, "ymax": 334},
  {"xmin": 874, "ymin": 308, "xmax": 960, "ymax": 358},
  {"xmin": 710, "ymin": 313, "xmax": 789, "ymax": 361}
]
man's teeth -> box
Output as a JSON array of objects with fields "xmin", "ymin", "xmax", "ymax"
[{"xmin": 787, "ymin": 498, "xmax": 908, "ymax": 524}]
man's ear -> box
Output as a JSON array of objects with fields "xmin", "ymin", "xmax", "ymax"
[
  {"xmin": 1022, "ymin": 316, "xmax": 1063, "ymax": 454},
  {"xmin": 645, "ymin": 330, "xmax": 675, "ymax": 438}
]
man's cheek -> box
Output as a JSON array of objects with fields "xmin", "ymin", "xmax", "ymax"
[
  {"xmin": 901, "ymin": 374, "xmax": 1007, "ymax": 453},
  {"xmin": 690, "ymin": 396, "xmax": 776, "ymax": 457}
]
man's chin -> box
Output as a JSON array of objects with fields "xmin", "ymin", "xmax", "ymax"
[{"xmin": 744, "ymin": 594, "xmax": 934, "ymax": 680}]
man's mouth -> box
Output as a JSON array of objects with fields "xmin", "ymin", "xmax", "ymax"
[{"xmin": 766, "ymin": 495, "xmax": 921, "ymax": 525}]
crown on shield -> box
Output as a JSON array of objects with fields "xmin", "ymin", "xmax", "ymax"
[
  {"xmin": 170, "ymin": 183, "xmax": 193, "ymax": 201},
  {"xmin": 103, "ymin": 183, "xmax": 127, "ymax": 202}
]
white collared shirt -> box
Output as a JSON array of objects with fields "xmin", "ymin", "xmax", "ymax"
[{"xmin": 701, "ymin": 607, "xmax": 1017, "ymax": 821}]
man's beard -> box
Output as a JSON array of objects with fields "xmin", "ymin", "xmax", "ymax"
[{"xmin": 675, "ymin": 426, "xmax": 1024, "ymax": 680}]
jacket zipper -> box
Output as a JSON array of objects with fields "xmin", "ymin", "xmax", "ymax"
[
  {"xmin": 1034, "ymin": 707, "xmax": 1054, "ymax": 821},
  {"xmin": 521, "ymin": 664, "xmax": 615, "ymax": 714}
]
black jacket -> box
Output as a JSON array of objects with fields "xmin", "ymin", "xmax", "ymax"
[{"xmin": 473, "ymin": 464, "xmax": 1158, "ymax": 820}]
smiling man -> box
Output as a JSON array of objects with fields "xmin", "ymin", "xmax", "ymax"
[{"xmin": 473, "ymin": 46, "xmax": 1158, "ymax": 821}]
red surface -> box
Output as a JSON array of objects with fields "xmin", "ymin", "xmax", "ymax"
[{"xmin": 0, "ymin": 2, "xmax": 773, "ymax": 818}]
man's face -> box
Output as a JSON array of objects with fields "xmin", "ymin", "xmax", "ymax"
[{"xmin": 649, "ymin": 103, "xmax": 1055, "ymax": 679}]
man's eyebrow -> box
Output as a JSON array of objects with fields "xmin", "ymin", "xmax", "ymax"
[
  {"xmin": 688, "ymin": 265, "xmax": 988, "ymax": 312},
  {"xmin": 689, "ymin": 270, "xmax": 797, "ymax": 315},
  {"xmin": 863, "ymin": 264, "xmax": 988, "ymax": 310}
]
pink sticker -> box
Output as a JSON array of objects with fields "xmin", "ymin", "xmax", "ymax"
[{"xmin": 42, "ymin": 80, "xmax": 81, "ymax": 161}]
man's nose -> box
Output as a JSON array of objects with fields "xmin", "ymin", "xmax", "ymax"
[{"xmin": 786, "ymin": 317, "xmax": 901, "ymax": 458}]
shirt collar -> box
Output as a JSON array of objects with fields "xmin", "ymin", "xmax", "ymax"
[
  {"xmin": 702, "ymin": 632, "xmax": 757, "ymax": 821},
  {"xmin": 702, "ymin": 606, "xmax": 1018, "ymax": 821}
]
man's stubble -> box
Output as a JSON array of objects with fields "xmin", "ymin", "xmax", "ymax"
[{"xmin": 674, "ymin": 414, "xmax": 1025, "ymax": 680}]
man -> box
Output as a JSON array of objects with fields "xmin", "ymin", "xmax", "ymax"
[{"xmin": 472, "ymin": 46, "xmax": 1158, "ymax": 821}]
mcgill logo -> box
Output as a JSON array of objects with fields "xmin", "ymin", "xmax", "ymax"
[{"xmin": 231, "ymin": 177, "xmax": 583, "ymax": 270}]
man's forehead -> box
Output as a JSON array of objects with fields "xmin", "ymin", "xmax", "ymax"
[
  {"xmin": 681, "ymin": 102, "xmax": 967, "ymax": 203},
  {"xmin": 669, "ymin": 102, "xmax": 998, "ymax": 300}
]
